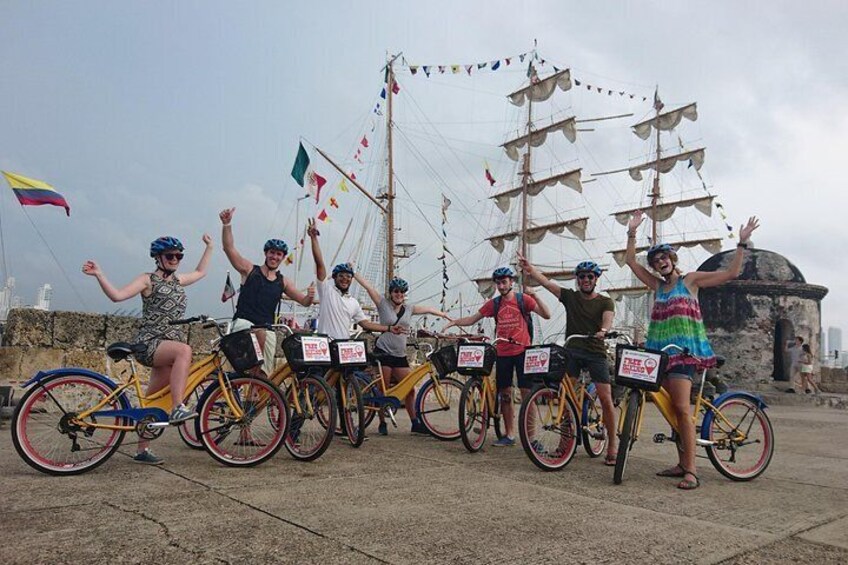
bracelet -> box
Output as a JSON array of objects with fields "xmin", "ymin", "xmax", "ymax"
[
  {"xmin": 627, "ymin": 230, "xmax": 636, "ymax": 238},
  {"xmin": 737, "ymin": 242, "xmax": 748, "ymax": 249},
  {"xmin": 222, "ymin": 223, "xmax": 231, "ymax": 227}
]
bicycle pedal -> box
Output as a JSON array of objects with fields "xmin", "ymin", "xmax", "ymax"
[
  {"xmin": 652, "ymin": 433, "xmax": 668, "ymax": 444},
  {"xmin": 583, "ymin": 427, "xmax": 606, "ymax": 441}
]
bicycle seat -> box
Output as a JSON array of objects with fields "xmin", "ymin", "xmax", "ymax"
[
  {"xmin": 106, "ymin": 342, "xmax": 146, "ymax": 361},
  {"xmin": 715, "ymin": 355, "xmax": 726, "ymax": 369}
]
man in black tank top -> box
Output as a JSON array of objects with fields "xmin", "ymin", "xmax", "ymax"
[{"xmin": 220, "ymin": 207, "xmax": 315, "ymax": 375}]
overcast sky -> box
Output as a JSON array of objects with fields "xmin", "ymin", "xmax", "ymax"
[{"xmin": 1, "ymin": 1, "xmax": 846, "ymax": 342}]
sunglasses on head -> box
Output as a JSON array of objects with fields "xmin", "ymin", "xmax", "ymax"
[
  {"xmin": 164, "ymin": 253, "xmax": 184, "ymax": 261},
  {"xmin": 577, "ymin": 273, "xmax": 596, "ymax": 280}
]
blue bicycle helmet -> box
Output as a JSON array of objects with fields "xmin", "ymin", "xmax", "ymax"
[
  {"xmin": 332, "ymin": 263, "xmax": 355, "ymax": 277},
  {"xmin": 491, "ymin": 266, "xmax": 516, "ymax": 280},
  {"xmin": 263, "ymin": 238, "xmax": 289, "ymax": 255},
  {"xmin": 575, "ymin": 261, "xmax": 602, "ymax": 277},
  {"xmin": 388, "ymin": 277, "xmax": 409, "ymax": 292},
  {"xmin": 646, "ymin": 243, "xmax": 675, "ymax": 264},
  {"xmin": 149, "ymin": 236, "xmax": 184, "ymax": 257}
]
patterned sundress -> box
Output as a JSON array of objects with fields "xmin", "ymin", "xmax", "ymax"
[
  {"xmin": 645, "ymin": 276, "xmax": 716, "ymax": 371},
  {"xmin": 133, "ymin": 272, "xmax": 187, "ymax": 367}
]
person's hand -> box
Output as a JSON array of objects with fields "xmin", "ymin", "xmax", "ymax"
[
  {"xmin": 219, "ymin": 207, "xmax": 235, "ymax": 225},
  {"xmin": 516, "ymin": 251, "xmax": 534, "ymax": 275},
  {"xmin": 441, "ymin": 313, "xmax": 455, "ymax": 322},
  {"xmin": 389, "ymin": 324, "xmax": 406, "ymax": 335},
  {"xmin": 739, "ymin": 216, "xmax": 759, "ymax": 244},
  {"xmin": 522, "ymin": 286, "xmax": 537, "ymax": 297},
  {"xmin": 82, "ymin": 260, "xmax": 101, "ymax": 277},
  {"xmin": 627, "ymin": 210, "xmax": 645, "ymax": 231},
  {"xmin": 593, "ymin": 330, "xmax": 607, "ymax": 340},
  {"xmin": 443, "ymin": 320, "xmax": 457, "ymax": 331},
  {"xmin": 307, "ymin": 218, "xmax": 320, "ymax": 238},
  {"xmin": 306, "ymin": 283, "xmax": 316, "ymax": 301},
  {"xmin": 202, "ymin": 233, "xmax": 213, "ymax": 247}
]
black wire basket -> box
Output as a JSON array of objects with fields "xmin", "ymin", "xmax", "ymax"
[
  {"xmin": 429, "ymin": 344, "xmax": 458, "ymax": 376},
  {"xmin": 220, "ymin": 329, "xmax": 264, "ymax": 373}
]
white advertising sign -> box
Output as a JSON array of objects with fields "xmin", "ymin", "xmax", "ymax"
[
  {"xmin": 336, "ymin": 341, "xmax": 367, "ymax": 365},
  {"xmin": 524, "ymin": 347, "xmax": 551, "ymax": 374},
  {"xmin": 617, "ymin": 349, "xmax": 662, "ymax": 383},
  {"xmin": 457, "ymin": 345, "xmax": 486, "ymax": 368},
  {"xmin": 301, "ymin": 336, "xmax": 331, "ymax": 363}
]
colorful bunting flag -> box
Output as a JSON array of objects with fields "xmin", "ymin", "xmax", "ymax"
[
  {"xmin": 380, "ymin": 88, "xmax": 387, "ymax": 99},
  {"xmin": 339, "ymin": 179, "xmax": 349, "ymax": 193},
  {"xmin": 307, "ymin": 171, "xmax": 327, "ymax": 203},
  {"xmin": 484, "ymin": 162, "xmax": 496, "ymax": 187},
  {"xmin": 391, "ymin": 80, "xmax": 400, "ymax": 94},
  {"xmin": 317, "ymin": 209, "xmax": 329, "ymax": 222},
  {"xmin": 423, "ymin": 66, "xmax": 431, "ymax": 77},
  {"xmin": 329, "ymin": 197, "xmax": 339, "ymax": 209},
  {"xmin": 410, "ymin": 66, "xmax": 419, "ymax": 75},
  {"xmin": 491, "ymin": 60, "xmax": 501, "ymax": 71},
  {"xmin": 451, "ymin": 65, "xmax": 460, "ymax": 74},
  {"xmin": 2, "ymin": 171, "xmax": 70, "ymax": 216}
]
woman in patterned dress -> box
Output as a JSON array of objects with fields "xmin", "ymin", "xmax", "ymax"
[
  {"xmin": 624, "ymin": 212, "xmax": 759, "ymax": 489},
  {"xmin": 82, "ymin": 234, "xmax": 213, "ymax": 464}
]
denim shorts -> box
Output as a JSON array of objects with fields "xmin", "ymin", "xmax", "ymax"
[
  {"xmin": 666, "ymin": 364, "xmax": 696, "ymax": 380},
  {"xmin": 565, "ymin": 348, "xmax": 611, "ymax": 385},
  {"xmin": 496, "ymin": 353, "xmax": 530, "ymax": 390}
]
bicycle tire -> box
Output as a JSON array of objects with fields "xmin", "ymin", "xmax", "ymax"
[
  {"xmin": 197, "ymin": 374, "xmax": 289, "ymax": 467},
  {"xmin": 613, "ymin": 388, "xmax": 641, "ymax": 485},
  {"xmin": 337, "ymin": 372, "xmax": 366, "ymax": 447},
  {"xmin": 284, "ymin": 373, "xmax": 336, "ymax": 462},
  {"xmin": 492, "ymin": 389, "xmax": 505, "ymax": 441},
  {"xmin": 415, "ymin": 377, "xmax": 463, "ymax": 441},
  {"xmin": 705, "ymin": 396, "xmax": 774, "ymax": 481},
  {"xmin": 179, "ymin": 376, "xmax": 217, "ymax": 450},
  {"xmin": 12, "ymin": 373, "xmax": 128, "ymax": 476},
  {"xmin": 458, "ymin": 377, "xmax": 488, "ymax": 453},
  {"xmin": 518, "ymin": 384, "xmax": 579, "ymax": 471},
  {"xmin": 581, "ymin": 390, "xmax": 607, "ymax": 458},
  {"xmin": 356, "ymin": 371, "xmax": 378, "ymax": 432}
]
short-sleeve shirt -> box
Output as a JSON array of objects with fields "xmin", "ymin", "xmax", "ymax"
[
  {"xmin": 479, "ymin": 292, "xmax": 538, "ymax": 357},
  {"xmin": 559, "ymin": 288, "xmax": 614, "ymax": 355},
  {"xmin": 375, "ymin": 297, "xmax": 413, "ymax": 357},
  {"xmin": 788, "ymin": 344, "xmax": 801, "ymax": 368},
  {"xmin": 316, "ymin": 278, "xmax": 368, "ymax": 340}
]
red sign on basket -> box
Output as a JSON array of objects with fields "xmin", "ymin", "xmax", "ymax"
[
  {"xmin": 524, "ymin": 347, "xmax": 551, "ymax": 374},
  {"xmin": 301, "ymin": 336, "xmax": 331, "ymax": 363},
  {"xmin": 336, "ymin": 341, "xmax": 367, "ymax": 364},
  {"xmin": 249, "ymin": 332, "xmax": 265, "ymax": 363},
  {"xmin": 617, "ymin": 349, "xmax": 662, "ymax": 383},
  {"xmin": 457, "ymin": 345, "xmax": 485, "ymax": 368}
]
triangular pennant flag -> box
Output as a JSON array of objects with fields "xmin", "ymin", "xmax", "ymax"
[
  {"xmin": 317, "ymin": 209, "xmax": 329, "ymax": 222},
  {"xmin": 423, "ymin": 65, "xmax": 431, "ymax": 77},
  {"xmin": 478, "ymin": 62, "xmax": 487, "ymax": 69},
  {"xmin": 284, "ymin": 255, "xmax": 294, "ymax": 265},
  {"xmin": 2, "ymin": 171, "xmax": 70, "ymax": 216},
  {"xmin": 597, "ymin": 87, "xmax": 603, "ymax": 93},
  {"xmin": 553, "ymin": 66, "xmax": 560, "ymax": 72},
  {"xmin": 290, "ymin": 142, "xmax": 310, "ymax": 187},
  {"xmin": 350, "ymin": 172, "xmax": 357, "ymax": 180},
  {"xmin": 410, "ymin": 66, "xmax": 419, "ymax": 75},
  {"xmin": 575, "ymin": 79, "xmax": 581, "ymax": 86},
  {"xmin": 505, "ymin": 58, "xmax": 511, "ymax": 65},
  {"xmin": 519, "ymin": 53, "xmax": 526, "ymax": 62},
  {"xmin": 380, "ymin": 88, "xmax": 387, "ymax": 99},
  {"xmin": 491, "ymin": 60, "xmax": 501, "ymax": 70},
  {"xmin": 451, "ymin": 65, "xmax": 460, "ymax": 74},
  {"xmin": 438, "ymin": 66, "xmax": 445, "ymax": 73},
  {"xmin": 465, "ymin": 65, "xmax": 473, "ymax": 75},
  {"xmin": 361, "ymin": 136, "xmax": 369, "ymax": 148},
  {"xmin": 391, "ymin": 80, "xmax": 400, "ymax": 94},
  {"xmin": 329, "ymin": 197, "xmax": 339, "ymax": 209},
  {"xmin": 339, "ymin": 179, "xmax": 349, "ymax": 193},
  {"xmin": 484, "ymin": 161, "xmax": 496, "ymax": 187}
]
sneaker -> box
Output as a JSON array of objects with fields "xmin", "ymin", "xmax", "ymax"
[
  {"xmin": 492, "ymin": 436, "xmax": 516, "ymax": 447},
  {"xmin": 378, "ymin": 422, "xmax": 388, "ymax": 436},
  {"xmin": 410, "ymin": 420, "xmax": 430, "ymax": 435},
  {"xmin": 133, "ymin": 449, "xmax": 163, "ymax": 465},
  {"xmin": 169, "ymin": 404, "xmax": 197, "ymax": 424}
]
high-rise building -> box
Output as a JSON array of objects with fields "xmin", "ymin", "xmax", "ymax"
[
  {"xmin": 0, "ymin": 277, "xmax": 19, "ymax": 320},
  {"xmin": 34, "ymin": 284, "xmax": 53, "ymax": 311}
]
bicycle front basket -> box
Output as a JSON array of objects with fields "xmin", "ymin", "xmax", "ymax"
[
  {"xmin": 282, "ymin": 333, "xmax": 333, "ymax": 372},
  {"xmin": 523, "ymin": 343, "xmax": 568, "ymax": 383},
  {"xmin": 614, "ymin": 344, "xmax": 667, "ymax": 392},
  {"xmin": 220, "ymin": 329, "xmax": 264, "ymax": 373},
  {"xmin": 456, "ymin": 342, "xmax": 496, "ymax": 377},
  {"xmin": 430, "ymin": 344, "xmax": 457, "ymax": 376}
]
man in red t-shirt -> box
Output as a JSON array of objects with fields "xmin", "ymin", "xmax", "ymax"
[{"xmin": 445, "ymin": 266, "xmax": 550, "ymax": 446}]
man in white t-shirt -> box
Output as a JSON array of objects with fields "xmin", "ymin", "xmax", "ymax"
[{"xmin": 307, "ymin": 218, "xmax": 403, "ymax": 339}]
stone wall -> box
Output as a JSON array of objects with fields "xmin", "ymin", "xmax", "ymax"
[{"xmin": 821, "ymin": 367, "xmax": 848, "ymax": 394}]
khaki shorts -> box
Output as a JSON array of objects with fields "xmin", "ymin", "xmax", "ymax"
[{"xmin": 230, "ymin": 318, "xmax": 277, "ymax": 376}]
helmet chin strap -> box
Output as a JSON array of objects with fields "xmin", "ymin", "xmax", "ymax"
[{"xmin": 156, "ymin": 258, "xmax": 176, "ymax": 278}]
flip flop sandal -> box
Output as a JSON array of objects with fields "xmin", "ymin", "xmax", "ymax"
[
  {"xmin": 604, "ymin": 455, "xmax": 617, "ymax": 466},
  {"xmin": 656, "ymin": 464, "xmax": 686, "ymax": 477},
  {"xmin": 677, "ymin": 471, "xmax": 700, "ymax": 490}
]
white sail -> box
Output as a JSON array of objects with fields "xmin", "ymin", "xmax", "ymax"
[
  {"xmin": 608, "ymin": 237, "xmax": 723, "ymax": 268},
  {"xmin": 492, "ymin": 168, "xmax": 583, "ymax": 213},
  {"xmin": 606, "ymin": 285, "xmax": 652, "ymax": 302},
  {"xmin": 611, "ymin": 195, "xmax": 714, "ymax": 225},
  {"xmin": 508, "ymin": 69, "xmax": 572, "ymax": 107},
  {"xmin": 487, "ymin": 217, "xmax": 588, "ymax": 253},
  {"xmin": 474, "ymin": 269, "xmax": 576, "ymax": 298},
  {"xmin": 502, "ymin": 117, "xmax": 577, "ymax": 162},
  {"xmin": 632, "ymin": 103, "xmax": 698, "ymax": 140},
  {"xmin": 628, "ymin": 147, "xmax": 705, "ymax": 182}
]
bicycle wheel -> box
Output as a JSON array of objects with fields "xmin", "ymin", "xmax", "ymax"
[
  {"xmin": 613, "ymin": 388, "xmax": 641, "ymax": 485},
  {"xmin": 197, "ymin": 375, "xmax": 289, "ymax": 467},
  {"xmin": 458, "ymin": 378, "xmax": 488, "ymax": 452},
  {"xmin": 178, "ymin": 375, "xmax": 216, "ymax": 450},
  {"xmin": 12, "ymin": 373, "xmax": 128, "ymax": 475},
  {"xmin": 705, "ymin": 396, "xmax": 774, "ymax": 481},
  {"xmin": 284, "ymin": 374, "xmax": 336, "ymax": 462},
  {"xmin": 519, "ymin": 384, "xmax": 579, "ymax": 471},
  {"xmin": 337, "ymin": 373, "xmax": 366, "ymax": 447},
  {"xmin": 356, "ymin": 371, "xmax": 378, "ymax": 432},
  {"xmin": 415, "ymin": 377, "xmax": 463, "ymax": 441},
  {"xmin": 581, "ymin": 390, "xmax": 607, "ymax": 458}
]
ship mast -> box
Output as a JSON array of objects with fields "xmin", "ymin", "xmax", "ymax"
[
  {"xmin": 650, "ymin": 87, "xmax": 662, "ymax": 243},
  {"xmin": 519, "ymin": 66, "xmax": 535, "ymax": 288},
  {"xmin": 385, "ymin": 54, "xmax": 398, "ymax": 293}
]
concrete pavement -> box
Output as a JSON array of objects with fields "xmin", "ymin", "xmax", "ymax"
[{"xmin": 1, "ymin": 403, "xmax": 847, "ymax": 564}]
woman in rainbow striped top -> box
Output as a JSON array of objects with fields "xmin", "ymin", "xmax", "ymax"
[{"xmin": 624, "ymin": 212, "xmax": 759, "ymax": 490}]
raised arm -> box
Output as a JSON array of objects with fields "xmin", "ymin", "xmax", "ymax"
[
  {"xmin": 179, "ymin": 234, "xmax": 214, "ymax": 286},
  {"xmin": 219, "ymin": 207, "xmax": 252, "ymax": 278},
  {"xmin": 308, "ymin": 218, "xmax": 326, "ymax": 282},
  {"xmin": 517, "ymin": 252, "xmax": 562, "ymax": 297},
  {"xmin": 82, "ymin": 261, "xmax": 150, "ymax": 302},
  {"xmin": 411, "ymin": 304, "xmax": 453, "ymax": 321},
  {"xmin": 625, "ymin": 211, "xmax": 661, "ymax": 291},
  {"xmin": 443, "ymin": 311, "xmax": 485, "ymax": 330},
  {"xmin": 358, "ymin": 319, "xmax": 405, "ymax": 334},
  {"xmin": 353, "ymin": 270, "xmax": 382, "ymax": 307},
  {"xmin": 687, "ymin": 217, "xmax": 760, "ymax": 290},
  {"xmin": 284, "ymin": 280, "xmax": 315, "ymax": 307},
  {"xmin": 523, "ymin": 287, "xmax": 551, "ymax": 320}
]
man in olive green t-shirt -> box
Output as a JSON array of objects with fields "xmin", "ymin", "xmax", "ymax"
[{"xmin": 518, "ymin": 254, "xmax": 618, "ymax": 464}]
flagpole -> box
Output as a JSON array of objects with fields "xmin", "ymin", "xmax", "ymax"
[
  {"xmin": 294, "ymin": 194, "xmax": 310, "ymax": 288},
  {"xmin": 227, "ymin": 270, "xmax": 236, "ymax": 315}
]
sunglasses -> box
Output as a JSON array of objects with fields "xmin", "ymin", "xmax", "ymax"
[
  {"xmin": 163, "ymin": 253, "xmax": 184, "ymax": 261},
  {"xmin": 577, "ymin": 273, "xmax": 596, "ymax": 280}
]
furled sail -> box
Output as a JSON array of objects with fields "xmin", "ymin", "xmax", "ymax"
[
  {"xmin": 487, "ymin": 217, "xmax": 588, "ymax": 253},
  {"xmin": 474, "ymin": 269, "xmax": 576, "ymax": 298},
  {"xmin": 608, "ymin": 237, "xmax": 723, "ymax": 267},
  {"xmin": 508, "ymin": 69, "xmax": 572, "ymax": 107},
  {"xmin": 627, "ymin": 148, "xmax": 705, "ymax": 182},
  {"xmin": 632, "ymin": 103, "xmax": 698, "ymax": 140},
  {"xmin": 491, "ymin": 168, "xmax": 583, "ymax": 213},
  {"xmin": 611, "ymin": 196, "xmax": 714, "ymax": 226},
  {"xmin": 502, "ymin": 117, "xmax": 577, "ymax": 161},
  {"xmin": 605, "ymin": 285, "xmax": 652, "ymax": 302}
]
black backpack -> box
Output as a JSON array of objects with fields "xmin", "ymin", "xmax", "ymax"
[{"xmin": 492, "ymin": 292, "xmax": 534, "ymax": 343}]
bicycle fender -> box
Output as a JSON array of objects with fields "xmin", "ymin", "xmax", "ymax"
[
  {"xmin": 23, "ymin": 367, "xmax": 119, "ymax": 389},
  {"xmin": 700, "ymin": 391, "xmax": 768, "ymax": 440}
]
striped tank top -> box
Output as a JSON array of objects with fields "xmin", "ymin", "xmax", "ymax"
[{"xmin": 645, "ymin": 276, "xmax": 716, "ymax": 370}]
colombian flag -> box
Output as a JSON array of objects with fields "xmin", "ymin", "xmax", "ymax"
[{"xmin": 2, "ymin": 171, "xmax": 70, "ymax": 216}]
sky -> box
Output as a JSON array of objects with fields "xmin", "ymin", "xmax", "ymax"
[{"xmin": 1, "ymin": 1, "xmax": 847, "ymax": 340}]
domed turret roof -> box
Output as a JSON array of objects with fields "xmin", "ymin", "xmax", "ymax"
[{"xmin": 697, "ymin": 247, "xmax": 805, "ymax": 283}]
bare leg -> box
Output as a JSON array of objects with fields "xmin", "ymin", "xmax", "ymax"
[
  {"xmin": 665, "ymin": 377, "xmax": 697, "ymax": 488},
  {"xmin": 595, "ymin": 382, "xmax": 617, "ymax": 458},
  {"xmin": 501, "ymin": 388, "xmax": 515, "ymax": 438},
  {"xmin": 152, "ymin": 340, "xmax": 193, "ymax": 406},
  {"xmin": 378, "ymin": 365, "xmax": 393, "ymax": 424}
]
